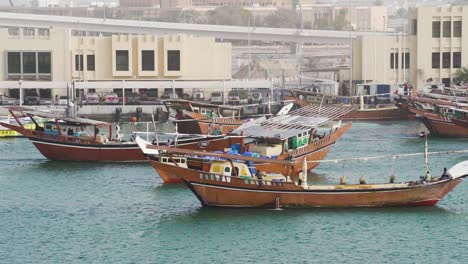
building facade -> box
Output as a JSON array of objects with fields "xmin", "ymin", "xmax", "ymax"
[
  {"xmin": 346, "ymin": 5, "xmax": 467, "ymax": 90},
  {"xmin": 0, "ymin": 27, "xmax": 232, "ymax": 97}
]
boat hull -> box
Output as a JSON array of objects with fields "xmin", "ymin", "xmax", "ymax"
[
  {"xmin": 188, "ymin": 179, "xmax": 461, "ymax": 208},
  {"xmin": 343, "ymin": 107, "xmax": 412, "ymax": 121},
  {"xmin": 31, "ymin": 137, "xmax": 146, "ymax": 162},
  {"xmin": 160, "ymin": 164, "xmax": 464, "ymax": 208},
  {"xmin": 421, "ymin": 118, "xmax": 468, "ymax": 138}
]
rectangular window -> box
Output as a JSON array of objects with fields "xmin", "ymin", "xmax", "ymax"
[
  {"xmin": 432, "ymin": 21, "xmax": 441, "ymax": 38},
  {"xmin": 87, "ymin": 55, "xmax": 95, "ymax": 71},
  {"xmin": 75, "ymin": 54, "xmax": 83, "ymax": 71},
  {"xmin": 432, "ymin": 52, "xmax": 440, "ymax": 68},
  {"xmin": 7, "ymin": 52, "xmax": 21, "ymax": 73},
  {"xmin": 453, "ymin": 52, "xmax": 461, "ymax": 68},
  {"xmin": 402, "ymin": 52, "xmax": 410, "ymax": 69},
  {"xmin": 443, "ymin": 21, "xmax": 451, "ymax": 38},
  {"xmin": 442, "ymin": 52, "xmax": 451, "ymax": 68},
  {"xmin": 116, "ymin": 50, "xmax": 129, "ymax": 71},
  {"xmin": 167, "ymin": 50, "xmax": 180, "ymax": 71},
  {"xmin": 22, "ymin": 52, "xmax": 36, "ymax": 74},
  {"xmin": 141, "ymin": 50, "xmax": 155, "ymax": 71},
  {"xmin": 38, "ymin": 52, "xmax": 51, "ymax": 74},
  {"xmin": 454, "ymin": 21, "xmax": 462, "ymax": 38},
  {"xmin": 390, "ymin": 53, "xmax": 398, "ymax": 69}
]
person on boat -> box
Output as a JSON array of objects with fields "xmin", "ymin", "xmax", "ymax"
[
  {"xmin": 441, "ymin": 168, "xmax": 452, "ymax": 180},
  {"xmin": 256, "ymin": 169, "xmax": 263, "ymax": 186}
]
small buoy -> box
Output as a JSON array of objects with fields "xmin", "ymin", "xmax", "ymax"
[
  {"xmin": 340, "ymin": 176, "xmax": 346, "ymax": 185},
  {"xmin": 389, "ymin": 174, "xmax": 396, "ymax": 183},
  {"xmin": 359, "ymin": 176, "xmax": 366, "ymax": 184},
  {"xmin": 131, "ymin": 116, "xmax": 137, "ymax": 124}
]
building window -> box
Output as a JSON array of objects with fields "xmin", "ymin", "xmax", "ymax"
[
  {"xmin": 8, "ymin": 27, "xmax": 19, "ymax": 39},
  {"xmin": 116, "ymin": 50, "xmax": 129, "ymax": 71},
  {"xmin": 7, "ymin": 52, "xmax": 21, "ymax": 73},
  {"xmin": 75, "ymin": 54, "xmax": 84, "ymax": 71},
  {"xmin": 442, "ymin": 78, "xmax": 451, "ymax": 88},
  {"xmin": 443, "ymin": 21, "xmax": 451, "ymax": 38},
  {"xmin": 23, "ymin": 28, "xmax": 35, "ymax": 39},
  {"xmin": 390, "ymin": 53, "xmax": 398, "ymax": 69},
  {"xmin": 402, "ymin": 53, "xmax": 410, "ymax": 69},
  {"xmin": 22, "ymin": 52, "xmax": 36, "ymax": 74},
  {"xmin": 454, "ymin": 21, "xmax": 462, "ymax": 38},
  {"xmin": 141, "ymin": 50, "xmax": 155, "ymax": 71},
  {"xmin": 432, "ymin": 21, "xmax": 441, "ymax": 38},
  {"xmin": 38, "ymin": 28, "xmax": 50, "ymax": 39},
  {"xmin": 442, "ymin": 52, "xmax": 451, "ymax": 68},
  {"xmin": 453, "ymin": 52, "xmax": 461, "ymax": 68},
  {"xmin": 87, "ymin": 55, "xmax": 95, "ymax": 71},
  {"xmin": 432, "ymin": 53, "xmax": 440, "ymax": 68},
  {"xmin": 167, "ymin": 50, "xmax": 180, "ymax": 71},
  {"xmin": 38, "ymin": 52, "xmax": 51, "ymax": 74}
]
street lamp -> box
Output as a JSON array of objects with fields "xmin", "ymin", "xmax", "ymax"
[{"xmin": 248, "ymin": 16, "xmax": 256, "ymax": 80}]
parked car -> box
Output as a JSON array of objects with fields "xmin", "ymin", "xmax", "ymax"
[
  {"xmin": 24, "ymin": 91, "xmax": 40, "ymax": 105},
  {"xmin": 210, "ymin": 92, "xmax": 224, "ymax": 104},
  {"xmin": 86, "ymin": 93, "xmax": 101, "ymax": 105},
  {"xmin": 126, "ymin": 92, "xmax": 140, "ymax": 105},
  {"xmin": 140, "ymin": 90, "xmax": 158, "ymax": 101},
  {"xmin": 0, "ymin": 95, "xmax": 17, "ymax": 105},
  {"xmin": 192, "ymin": 90, "xmax": 204, "ymax": 101},
  {"xmin": 249, "ymin": 91, "xmax": 263, "ymax": 104},
  {"xmin": 58, "ymin": 96, "xmax": 69, "ymax": 105},
  {"xmin": 161, "ymin": 93, "xmax": 178, "ymax": 100},
  {"xmin": 227, "ymin": 90, "xmax": 249, "ymax": 105},
  {"xmin": 104, "ymin": 93, "xmax": 119, "ymax": 104}
]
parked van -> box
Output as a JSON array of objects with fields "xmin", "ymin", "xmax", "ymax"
[
  {"xmin": 228, "ymin": 90, "xmax": 249, "ymax": 105},
  {"xmin": 210, "ymin": 92, "xmax": 224, "ymax": 104}
]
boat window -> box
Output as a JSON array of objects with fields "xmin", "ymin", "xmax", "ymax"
[
  {"xmin": 224, "ymin": 167, "xmax": 231, "ymax": 173},
  {"xmin": 162, "ymin": 157, "xmax": 168, "ymax": 162},
  {"xmin": 181, "ymin": 159, "xmax": 186, "ymax": 164},
  {"xmin": 297, "ymin": 133, "xmax": 301, "ymax": 137},
  {"xmin": 45, "ymin": 125, "xmax": 52, "ymax": 129}
]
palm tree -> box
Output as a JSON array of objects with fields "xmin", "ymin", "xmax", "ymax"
[{"xmin": 453, "ymin": 66, "xmax": 468, "ymax": 85}]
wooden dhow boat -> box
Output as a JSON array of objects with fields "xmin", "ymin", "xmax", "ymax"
[
  {"xmin": 149, "ymin": 147, "xmax": 468, "ymax": 208},
  {"xmin": 404, "ymin": 96, "xmax": 468, "ymax": 138},
  {"xmin": 0, "ymin": 107, "xmax": 146, "ymax": 161},
  {"xmin": 138, "ymin": 104, "xmax": 353, "ymax": 183},
  {"xmin": 284, "ymin": 89, "xmax": 412, "ymax": 121}
]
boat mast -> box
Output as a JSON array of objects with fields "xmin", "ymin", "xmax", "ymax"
[{"xmin": 424, "ymin": 132, "xmax": 430, "ymax": 178}]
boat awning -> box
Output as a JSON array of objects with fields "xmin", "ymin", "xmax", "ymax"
[
  {"xmin": 163, "ymin": 99, "xmax": 240, "ymax": 111},
  {"xmin": 4, "ymin": 106, "xmax": 109, "ymax": 126},
  {"xmin": 233, "ymin": 104, "xmax": 352, "ymax": 140}
]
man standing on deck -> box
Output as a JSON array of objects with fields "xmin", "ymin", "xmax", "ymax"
[{"xmin": 256, "ymin": 170, "xmax": 263, "ymax": 186}]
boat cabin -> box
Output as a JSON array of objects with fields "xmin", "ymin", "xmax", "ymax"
[
  {"xmin": 43, "ymin": 121, "xmax": 88, "ymax": 137},
  {"xmin": 152, "ymin": 155, "xmax": 188, "ymax": 168}
]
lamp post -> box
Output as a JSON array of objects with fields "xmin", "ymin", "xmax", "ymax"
[
  {"xmin": 248, "ymin": 16, "xmax": 256, "ymax": 80},
  {"xmin": 19, "ymin": 79, "xmax": 23, "ymax": 106}
]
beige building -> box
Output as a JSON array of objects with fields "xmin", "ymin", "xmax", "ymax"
[
  {"xmin": 0, "ymin": 27, "xmax": 232, "ymax": 97},
  {"xmin": 346, "ymin": 5, "xmax": 467, "ymax": 90},
  {"xmin": 300, "ymin": 5, "xmax": 388, "ymax": 32}
]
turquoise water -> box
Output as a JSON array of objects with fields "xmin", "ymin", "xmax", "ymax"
[{"xmin": 1, "ymin": 121, "xmax": 468, "ymax": 263}]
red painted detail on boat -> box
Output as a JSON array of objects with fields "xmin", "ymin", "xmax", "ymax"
[{"xmin": 407, "ymin": 199, "xmax": 440, "ymax": 206}]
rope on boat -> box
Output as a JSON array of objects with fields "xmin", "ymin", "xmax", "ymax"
[{"xmin": 306, "ymin": 149, "xmax": 468, "ymax": 164}]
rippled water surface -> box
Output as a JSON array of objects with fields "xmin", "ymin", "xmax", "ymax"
[{"xmin": 1, "ymin": 121, "xmax": 468, "ymax": 263}]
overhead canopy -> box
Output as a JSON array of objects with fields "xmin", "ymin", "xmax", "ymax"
[
  {"xmin": 5, "ymin": 106, "xmax": 109, "ymax": 126},
  {"xmin": 233, "ymin": 104, "xmax": 352, "ymax": 140}
]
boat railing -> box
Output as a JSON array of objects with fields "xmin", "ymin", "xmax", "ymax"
[
  {"xmin": 290, "ymin": 134, "xmax": 332, "ymax": 157},
  {"xmin": 31, "ymin": 130, "xmax": 96, "ymax": 145},
  {"xmin": 198, "ymin": 172, "xmax": 284, "ymax": 187}
]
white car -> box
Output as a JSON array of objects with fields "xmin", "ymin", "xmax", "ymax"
[{"xmin": 210, "ymin": 92, "xmax": 223, "ymax": 104}]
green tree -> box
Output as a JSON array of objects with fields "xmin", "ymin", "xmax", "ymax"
[
  {"xmin": 453, "ymin": 66, "xmax": 468, "ymax": 85},
  {"xmin": 207, "ymin": 6, "xmax": 252, "ymax": 26},
  {"xmin": 263, "ymin": 8, "xmax": 298, "ymax": 28}
]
